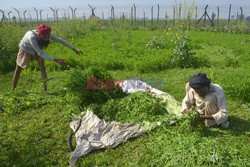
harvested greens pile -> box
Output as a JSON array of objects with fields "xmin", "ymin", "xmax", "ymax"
[
  {"xmin": 92, "ymin": 92, "xmax": 170, "ymax": 123},
  {"xmin": 65, "ymin": 67, "xmax": 183, "ymax": 124}
]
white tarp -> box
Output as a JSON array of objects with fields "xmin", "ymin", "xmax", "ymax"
[
  {"xmin": 69, "ymin": 79, "xmax": 182, "ymax": 166},
  {"xmin": 69, "ymin": 110, "xmax": 147, "ymax": 166}
]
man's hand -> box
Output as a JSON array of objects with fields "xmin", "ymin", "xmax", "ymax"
[
  {"xmin": 190, "ymin": 113, "xmax": 203, "ymax": 126},
  {"xmin": 73, "ymin": 48, "xmax": 83, "ymax": 55},
  {"xmin": 54, "ymin": 58, "xmax": 67, "ymax": 66}
]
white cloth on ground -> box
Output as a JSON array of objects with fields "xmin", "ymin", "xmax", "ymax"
[
  {"xmin": 69, "ymin": 110, "xmax": 146, "ymax": 166},
  {"xmin": 69, "ymin": 78, "xmax": 183, "ymax": 166}
]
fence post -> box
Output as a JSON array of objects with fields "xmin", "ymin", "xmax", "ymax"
[
  {"xmin": 217, "ymin": 7, "xmax": 220, "ymax": 27},
  {"xmin": 83, "ymin": 13, "xmax": 86, "ymax": 21},
  {"xmin": 211, "ymin": 11, "xmax": 215, "ymax": 23},
  {"xmin": 102, "ymin": 11, "xmax": 104, "ymax": 20},
  {"xmin": 110, "ymin": 5, "xmax": 113, "ymax": 20},
  {"xmin": 69, "ymin": 6, "xmax": 74, "ymax": 19},
  {"xmin": 131, "ymin": 7, "xmax": 133, "ymax": 26},
  {"xmin": 188, "ymin": 11, "xmax": 191, "ymax": 28},
  {"xmin": 56, "ymin": 9, "xmax": 59, "ymax": 22},
  {"xmin": 8, "ymin": 11, "xmax": 12, "ymax": 22},
  {"xmin": 236, "ymin": 12, "xmax": 239, "ymax": 23},
  {"xmin": 50, "ymin": 7, "xmax": 56, "ymax": 21},
  {"xmin": 113, "ymin": 6, "xmax": 115, "ymax": 19},
  {"xmin": 73, "ymin": 8, "xmax": 77, "ymax": 20},
  {"xmin": 88, "ymin": 4, "xmax": 96, "ymax": 18},
  {"xmin": 133, "ymin": 4, "xmax": 136, "ymax": 25},
  {"xmin": 195, "ymin": 5, "xmax": 213, "ymax": 27},
  {"xmin": 165, "ymin": 11, "xmax": 168, "ymax": 27},
  {"xmin": 195, "ymin": 6, "xmax": 198, "ymax": 19},
  {"xmin": 33, "ymin": 7, "xmax": 39, "ymax": 22},
  {"xmin": 143, "ymin": 10, "xmax": 146, "ymax": 27},
  {"xmin": 179, "ymin": 3, "xmax": 181, "ymax": 20},
  {"xmin": 0, "ymin": 10, "xmax": 6, "ymax": 23},
  {"xmin": 13, "ymin": 8, "xmax": 21, "ymax": 25},
  {"xmin": 173, "ymin": 6, "xmax": 175, "ymax": 27},
  {"xmin": 157, "ymin": 4, "xmax": 160, "ymax": 24},
  {"xmin": 23, "ymin": 10, "xmax": 27, "ymax": 23},
  {"xmin": 240, "ymin": 7, "xmax": 243, "ymax": 21},
  {"xmin": 39, "ymin": 10, "xmax": 43, "ymax": 21},
  {"xmin": 203, "ymin": 6, "xmax": 207, "ymax": 27},
  {"xmin": 228, "ymin": 4, "xmax": 231, "ymax": 24},
  {"xmin": 111, "ymin": 5, "xmax": 114, "ymax": 26},
  {"xmin": 151, "ymin": 6, "xmax": 153, "ymax": 27},
  {"xmin": 122, "ymin": 12, "xmax": 125, "ymax": 21}
]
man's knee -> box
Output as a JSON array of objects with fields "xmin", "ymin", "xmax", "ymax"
[
  {"xmin": 15, "ymin": 64, "xmax": 22, "ymax": 73},
  {"xmin": 37, "ymin": 58, "xmax": 45, "ymax": 68},
  {"xmin": 37, "ymin": 57, "xmax": 44, "ymax": 64}
]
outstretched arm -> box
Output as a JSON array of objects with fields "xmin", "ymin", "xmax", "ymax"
[{"xmin": 50, "ymin": 34, "xmax": 83, "ymax": 55}]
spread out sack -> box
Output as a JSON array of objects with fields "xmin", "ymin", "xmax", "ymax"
[
  {"xmin": 69, "ymin": 109, "xmax": 148, "ymax": 166},
  {"xmin": 69, "ymin": 79, "xmax": 182, "ymax": 166}
]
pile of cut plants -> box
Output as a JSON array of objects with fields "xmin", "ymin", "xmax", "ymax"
[{"xmin": 63, "ymin": 67, "xmax": 190, "ymax": 127}]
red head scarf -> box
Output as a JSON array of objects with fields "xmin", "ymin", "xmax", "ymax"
[{"xmin": 37, "ymin": 24, "xmax": 51, "ymax": 36}]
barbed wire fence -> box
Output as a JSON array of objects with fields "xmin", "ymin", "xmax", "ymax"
[{"xmin": 1, "ymin": 4, "xmax": 249, "ymax": 27}]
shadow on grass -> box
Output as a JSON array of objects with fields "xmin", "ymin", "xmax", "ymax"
[
  {"xmin": 195, "ymin": 115, "xmax": 250, "ymax": 137},
  {"xmin": 226, "ymin": 115, "xmax": 250, "ymax": 136}
]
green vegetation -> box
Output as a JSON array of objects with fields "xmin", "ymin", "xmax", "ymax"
[
  {"xmin": 92, "ymin": 92, "xmax": 171, "ymax": 123},
  {"xmin": 0, "ymin": 20, "xmax": 249, "ymax": 166}
]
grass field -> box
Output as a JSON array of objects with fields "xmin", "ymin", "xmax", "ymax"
[{"xmin": 0, "ymin": 20, "xmax": 250, "ymax": 166}]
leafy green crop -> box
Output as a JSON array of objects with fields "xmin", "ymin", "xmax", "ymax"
[
  {"xmin": 63, "ymin": 67, "xmax": 127, "ymax": 106},
  {"xmin": 92, "ymin": 92, "xmax": 169, "ymax": 123},
  {"xmin": 0, "ymin": 19, "xmax": 249, "ymax": 167}
]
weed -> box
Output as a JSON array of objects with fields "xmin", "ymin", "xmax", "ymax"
[{"xmin": 170, "ymin": 29, "xmax": 199, "ymax": 68}]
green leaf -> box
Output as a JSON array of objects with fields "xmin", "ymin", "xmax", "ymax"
[{"xmin": 0, "ymin": 107, "xmax": 5, "ymax": 112}]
